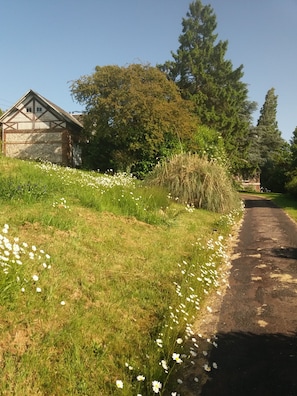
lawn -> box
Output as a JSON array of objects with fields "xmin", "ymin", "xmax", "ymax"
[{"xmin": 0, "ymin": 157, "xmax": 242, "ymax": 395}]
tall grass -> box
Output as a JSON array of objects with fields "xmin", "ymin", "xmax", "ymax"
[
  {"xmin": 146, "ymin": 153, "xmax": 240, "ymax": 213},
  {"xmin": 0, "ymin": 156, "xmax": 243, "ymax": 395}
]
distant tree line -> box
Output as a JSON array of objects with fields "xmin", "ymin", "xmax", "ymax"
[{"xmin": 70, "ymin": 0, "xmax": 297, "ymax": 193}]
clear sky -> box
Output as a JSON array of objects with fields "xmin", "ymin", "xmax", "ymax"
[{"xmin": 1, "ymin": 0, "xmax": 296, "ymax": 141}]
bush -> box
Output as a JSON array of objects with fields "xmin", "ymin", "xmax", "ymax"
[
  {"xmin": 145, "ymin": 153, "xmax": 240, "ymax": 213},
  {"xmin": 286, "ymin": 174, "xmax": 297, "ymax": 197}
]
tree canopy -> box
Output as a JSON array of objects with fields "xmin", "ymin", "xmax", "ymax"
[
  {"xmin": 253, "ymin": 88, "xmax": 289, "ymax": 191},
  {"xmin": 290, "ymin": 127, "xmax": 297, "ymax": 170},
  {"xmin": 158, "ymin": 0, "xmax": 255, "ymax": 172},
  {"xmin": 70, "ymin": 64, "xmax": 199, "ymax": 175},
  {"xmin": 256, "ymin": 88, "xmax": 284, "ymax": 160}
]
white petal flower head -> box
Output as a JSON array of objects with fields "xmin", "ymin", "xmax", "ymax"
[
  {"xmin": 172, "ymin": 353, "xmax": 183, "ymax": 364},
  {"xmin": 116, "ymin": 380, "xmax": 124, "ymax": 389},
  {"xmin": 152, "ymin": 380, "xmax": 162, "ymax": 393},
  {"xmin": 2, "ymin": 224, "xmax": 9, "ymax": 233},
  {"xmin": 137, "ymin": 375, "xmax": 145, "ymax": 381},
  {"xmin": 32, "ymin": 275, "xmax": 39, "ymax": 282},
  {"xmin": 36, "ymin": 287, "xmax": 42, "ymax": 293},
  {"xmin": 161, "ymin": 360, "xmax": 168, "ymax": 371},
  {"xmin": 60, "ymin": 301, "xmax": 66, "ymax": 306},
  {"xmin": 176, "ymin": 338, "xmax": 183, "ymax": 344},
  {"xmin": 203, "ymin": 364, "xmax": 211, "ymax": 372}
]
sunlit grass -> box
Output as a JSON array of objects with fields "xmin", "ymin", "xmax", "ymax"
[
  {"xmin": 0, "ymin": 156, "xmax": 243, "ymax": 395},
  {"xmin": 266, "ymin": 192, "xmax": 297, "ymax": 223}
]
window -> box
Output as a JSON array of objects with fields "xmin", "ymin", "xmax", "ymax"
[
  {"xmin": 26, "ymin": 107, "xmax": 32, "ymax": 112},
  {"xmin": 36, "ymin": 107, "xmax": 42, "ymax": 112}
]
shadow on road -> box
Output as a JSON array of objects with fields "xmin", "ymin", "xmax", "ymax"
[
  {"xmin": 194, "ymin": 197, "xmax": 297, "ymax": 396},
  {"xmin": 270, "ymin": 247, "xmax": 297, "ymax": 260},
  {"xmin": 200, "ymin": 332, "xmax": 297, "ymax": 396},
  {"xmin": 244, "ymin": 198, "xmax": 278, "ymax": 208}
]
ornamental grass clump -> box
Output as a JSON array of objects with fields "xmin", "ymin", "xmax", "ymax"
[{"xmin": 146, "ymin": 153, "xmax": 240, "ymax": 213}]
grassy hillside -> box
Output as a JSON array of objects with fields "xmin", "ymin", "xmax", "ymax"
[{"xmin": 0, "ymin": 157, "xmax": 242, "ymax": 395}]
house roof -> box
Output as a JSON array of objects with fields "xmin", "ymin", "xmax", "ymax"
[{"xmin": 0, "ymin": 89, "xmax": 83, "ymax": 129}]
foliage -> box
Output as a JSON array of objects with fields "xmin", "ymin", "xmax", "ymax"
[
  {"xmin": 70, "ymin": 63, "xmax": 198, "ymax": 176},
  {"xmin": 256, "ymin": 88, "xmax": 284, "ymax": 161},
  {"xmin": 260, "ymin": 143, "xmax": 291, "ymax": 192},
  {"xmin": 290, "ymin": 126, "xmax": 297, "ymax": 170},
  {"xmin": 0, "ymin": 156, "xmax": 243, "ymax": 395},
  {"xmin": 145, "ymin": 153, "xmax": 241, "ymax": 213},
  {"xmin": 254, "ymin": 88, "xmax": 288, "ymax": 191},
  {"xmin": 158, "ymin": 0, "xmax": 255, "ymax": 173},
  {"xmin": 285, "ymin": 174, "xmax": 297, "ymax": 198},
  {"xmin": 193, "ymin": 124, "xmax": 227, "ymax": 166}
]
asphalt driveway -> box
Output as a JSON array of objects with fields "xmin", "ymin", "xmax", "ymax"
[{"xmin": 181, "ymin": 195, "xmax": 297, "ymax": 396}]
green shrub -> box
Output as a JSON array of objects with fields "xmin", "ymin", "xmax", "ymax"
[
  {"xmin": 286, "ymin": 175, "xmax": 297, "ymax": 197},
  {"xmin": 145, "ymin": 153, "xmax": 240, "ymax": 213}
]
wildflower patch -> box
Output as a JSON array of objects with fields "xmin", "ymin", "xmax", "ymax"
[{"xmin": 0, "ymin": 224, "xmax": 57, "ymax": 305}]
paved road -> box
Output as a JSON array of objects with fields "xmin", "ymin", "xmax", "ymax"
[{"xmin": 182, "ymin": 196, "xmax": 297, "ymax": 396}]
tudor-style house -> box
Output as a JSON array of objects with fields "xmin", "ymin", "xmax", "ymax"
[{"xmin": 0, "ymin": 90, "xmax": 83, "ymax": 166}]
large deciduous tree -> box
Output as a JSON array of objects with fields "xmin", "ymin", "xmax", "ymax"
[
  {"xmin": 158, "ymin": 0, "xmax": 255, "ymax": 173},
  {"xmin": 70, "ymin": 64, "xmax": 198, "ymax": 176}
]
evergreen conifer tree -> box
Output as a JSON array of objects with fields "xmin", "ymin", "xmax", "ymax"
[
  {"xmin": 290, "ymin": 127, "xmax": 297, "ymax": 170},
  {"xmin": 256, "ymin": 88, "xmax": 283, "ymax": 160},
  {"xmin": 256, "ymin": 88, "xmax": 287, "ymax": 190},
  {"xmin": 159, "ymin": 0, "xmax": 254, "ymax": 172}
]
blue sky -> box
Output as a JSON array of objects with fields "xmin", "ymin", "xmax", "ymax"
[{"xmin": 1, "ymin": 0, "xmax": 296, "ymax": 141}]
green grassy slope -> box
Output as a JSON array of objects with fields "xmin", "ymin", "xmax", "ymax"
[{"xmin": 0, "ymin": 157, "xmax": 242, "ymax": 395}]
